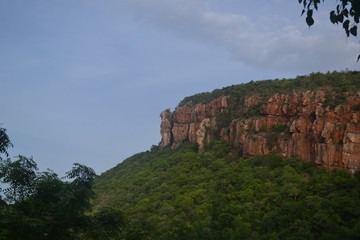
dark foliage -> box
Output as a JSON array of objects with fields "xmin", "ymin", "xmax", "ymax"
[
  {"xmin": 178, "ymin": 71, "xmax": 360, "ymax": 107},
  {"xmin": 94, "ymin": 141, "xmax": 360, "ymax": 239},
  {"xmin": 297, "ymin": 0, "xmax": 360, "ymax": 60},
  {"xmin": 0, "ymin": 131, "xmax": 126, "ymax": 240},
  {"xmin": 0, "ymin": 128, "xmax": 13, "ymax": 157}
]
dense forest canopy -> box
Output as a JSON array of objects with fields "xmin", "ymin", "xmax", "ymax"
[
  {"xmin": 94, "ymin": 141, "xmax": 360, "ymax": 239},
  {"xmin": 93, "ymin": 71, "xmax": 360, "ymax": 239},
  {"xmin": 178, "ymin": 71, "xmax": 360, "ymax": 107}
]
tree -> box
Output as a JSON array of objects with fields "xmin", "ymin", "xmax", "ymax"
[
  {"xmin": 0, "ymin": 155, "xmax": 38, "ymax": 203},
  {"xmin": 0, "ymin": 128, "xmax": 13, "ymax": 157},
  {"xmin": 0, "ymin": 158, "xmax": 98, "ymax": 239},
  {"xmin": 298, "ymin": 0, "xmax": 360, "ymax": 60},
  {"xmin": 85, "ymin": 207, "xmax": 126, "ymax": 240},
  {"xmin": 0, "ymin": 128, "xmax": 127, "ymax": 240}
]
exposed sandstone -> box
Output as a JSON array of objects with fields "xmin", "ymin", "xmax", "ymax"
[
  {"xmin": 159, "ymin": 109, "xmax": 173, "ymax": 149},
  {"xmin": 159, "ymin": 92, "xmax": 360, "ymax": 173}
]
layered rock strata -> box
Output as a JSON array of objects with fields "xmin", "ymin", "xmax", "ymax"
[{"xmin": 159, "ymin": 92, "xmax": 360, "ymax": 173}]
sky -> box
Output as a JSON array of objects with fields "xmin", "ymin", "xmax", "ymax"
[{"xmin": 1, "ymin": 0, "xmax": 360, "ymax": 176}]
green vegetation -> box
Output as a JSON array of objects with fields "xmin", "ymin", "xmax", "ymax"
[
  {"xmin": 214, "ymin": 98, "xmax": 266, "ymax": 133},
  {"xmin": 3, "ymin": 71, "xmax": 360, "ymax": 239},
  {"xmin": 266, "ymin": 123, "xmax": 291, "ymax": 148},
  {"xmin": 352, "ymin": 103, "xmax": 360, "ymax": 111},
  {"xmin": 0, "ymin": 128, "xmax": 13, "ymax": 157},
  {"xmin": 215, "ymin": 111, "xmax": 237, "ymax": 130},
  {"xmin": 0, "ymin": 130, "xmax": 127, "ymax": 240},
  {"xmin": 323, "ymin": 93, "xmax": 347, "ymax": 109},
  {"xmin": 240, "ymin": 102, "xmax": 264, "ymax": 119},
  {"xmin": 178, "ymin": 71, "xmax": 360, "ymax": 107},
  {"xmin": 94, "ymin": 141, "xmax": 360, "ymax": 239}
]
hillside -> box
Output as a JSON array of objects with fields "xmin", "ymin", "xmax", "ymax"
[
  {"xmin": 93, "ymin": 71, "xmax": 360, "ymax": 239},
  {"xmin": 160, "ymin": 71, "xmax": 360, "ymax": 173},
  {"xmin": 178, "ymin": 71, "xmax": 360, "ymax": 107},
  {"xmin": 94, "ymin": 142, "xmax": 360, "ymax": 239}
]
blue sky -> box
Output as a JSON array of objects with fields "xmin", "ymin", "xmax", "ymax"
[{"xmin": 1, "ymin": 0, "xmax": 360, "ymax": 175}]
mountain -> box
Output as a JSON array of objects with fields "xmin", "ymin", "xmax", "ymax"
[
  {"xmin": 160, "ymin": 71, "xmax": 360, "ymax": 174},
  {"xmin": 93, "ymin": 71, "xmax": 360, "ymax": 239}
]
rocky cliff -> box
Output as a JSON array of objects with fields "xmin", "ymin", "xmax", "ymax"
[{"xmin": 159, "ymin": 91, "xmax": 360, "ymax": 174}]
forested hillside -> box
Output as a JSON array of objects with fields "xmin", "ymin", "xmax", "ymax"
[
  {"xmin": 160, "ymin": 71, "xmax": 360, "ymax": 173},
  {"xmin": 93, "ymin": 71, "xmax": 360, "ymax": 239},
  {"xmin": 178, "ymin": 71, "xmax": 360, "ymax": 106},
  {"xmin": 93, "ymin": 141, "xmax": 360, "ymax": 239}
]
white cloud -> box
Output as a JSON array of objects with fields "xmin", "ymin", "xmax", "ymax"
[{"xmin": 120, "ymin": 0, "xmax": 359, "ymax": 73}]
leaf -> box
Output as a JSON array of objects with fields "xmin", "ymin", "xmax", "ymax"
[
  {"xmin": 314, "ymin": 0, "xmax": 321, "ymax": 10},
  {"xmin": 350, "ymin": 7, "xmax": 356, "ymax": 16},
  {"xmin": 301, "ymin": 9, "xmax": 305, "ymax": 16},
  {"xmin": 345, "ymin": 29, "xmax": 350, "ymax": 37},
  {"xmin": 337, "ymin": 14, "xmax": 344, "ymax": 23},
  {"xmin": 343, "ymin": 20, "xmax": 350, "ymax": 37},
  {"xmin": 307, "ymin": 9, "xmax": 313, "ymax": 18},
  {"xmin": 306, "ymin": 16, "xmax": 314, "ymax": 27},
  {"xmin": 330, "ymin": 11, "xmax": 337, "ymax": 24},
  {"xmin": 307, "ymin": 1, "xmax": 312, "ymax": 9},
  {"xmin": 350, "ymin": 25, "xmax": 357, "ymax": 37},
  {"xmin": 342, "ymin": 0, "xmax": 348, "ymax": 9},
  {"xmin": 343, "ymin": 19, "xmax": 350, "ymax": 31},
  {"xmin": 357, "ymin": 54, "xmax": 360, "ymax": 62},
  {"xmin": 342, "ymin": 8, "xmax": 349, "ymax": 17},
  {"xmin": 355, "ymin": 16, "xmax": 359, "ymax": 24}
]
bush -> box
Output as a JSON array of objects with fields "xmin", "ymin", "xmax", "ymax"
[
  {"xmin": 178, "ymin": 71, "xmax": 360, "ymax": 107},
  {"xmin": 352, "ymin": 104, "xmax": 360, "ymax": 111}
]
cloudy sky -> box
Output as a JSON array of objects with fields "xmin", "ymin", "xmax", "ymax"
[{"xmin": 1, "ymin": 0, "xmax": 360, "ymax": 175}]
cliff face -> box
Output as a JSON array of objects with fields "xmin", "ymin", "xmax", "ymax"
[{"xmin": 159, "ymin": 91, "xmax": 360, "ymax": 174}]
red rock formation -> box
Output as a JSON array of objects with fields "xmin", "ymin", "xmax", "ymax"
[
  {"xmin": 159, "ymin": 92, "xmax": 360, "ymax": 173},
  {"xmin": 159, "ymin": 109, "xmax": 173, "ymax": 149}
]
